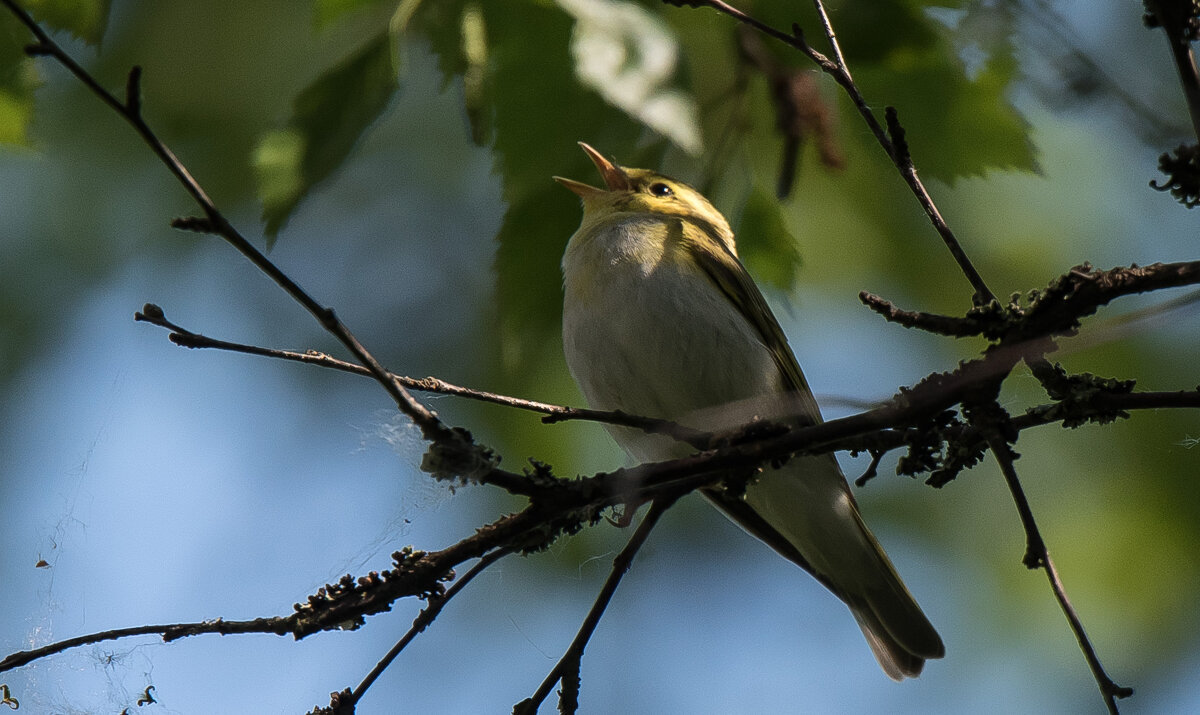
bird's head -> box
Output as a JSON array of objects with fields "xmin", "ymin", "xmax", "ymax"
[{"xmin": 554, "ymin": 142, "xmax": 735, "ymax": 254}]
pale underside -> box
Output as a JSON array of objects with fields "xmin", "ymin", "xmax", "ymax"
[{"xmin": 562, "ymin": 209, "xmax": 942, "ymax": 679}]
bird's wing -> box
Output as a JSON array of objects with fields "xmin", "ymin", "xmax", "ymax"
[{"xmin": 677, "ymin": 217, "xmax": 822, "ymax": 422}]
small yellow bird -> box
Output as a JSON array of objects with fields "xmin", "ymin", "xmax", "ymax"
[{"xmin": 556, "ymin": 143, "xmax": 944, "ymax": 679}]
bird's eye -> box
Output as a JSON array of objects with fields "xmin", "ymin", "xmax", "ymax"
[{"xmin": 648, "ymin": 182, "xmax": 673, "ymax": 197}]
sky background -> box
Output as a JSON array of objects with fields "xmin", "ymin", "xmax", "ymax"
[{"xmin": 2, "ymin": 1, "xmax": 1200, "ymax": 713}]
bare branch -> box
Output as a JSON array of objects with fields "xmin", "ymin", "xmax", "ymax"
[
  {"xmin": 859, "ymin": 292, "xmax": 989, "ymax": 337},
  {"xmin": 1143, "ymin": 0, "xmax": 1200, "ymax": 142},
  {"xmin": 514, "ymin": 498, "xmax": 676, "ymax": 715},
  {"xmin": 0, "ymin": 617, "xmax": 296, "ymax": 672},
  {"xmin": 0, "ymin": 0, "xmax": 465, "ymax": 457},
  {"xmin": 988, "ymin": 435, "xmax": 1133, "ymax": 713},
  {"xmin": 665, "ymin": 0, "xmax": 996, "ymax": 305},
  {"xmin": 132, "ymin": 304, "xmax": 712, "ymax": 449},
  {"xmin": 344, "ymin": 548, "xmax": 515, "ymax": 711}
]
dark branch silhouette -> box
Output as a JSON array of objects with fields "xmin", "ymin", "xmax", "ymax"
[
  {"xmin": 988, "ymin": 436, "xmax": 1134, "ymax": 714},
  {"xmin": 665, "ymin": 0, "xmax": 996, "ymax": 305},
  {"xmin": 2, "ymin": 1, "xmax": 1198, "ymax": 713}
]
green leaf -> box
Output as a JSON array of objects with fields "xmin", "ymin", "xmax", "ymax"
[
  {"xmin": 419, "ymin": 2, "xmax": 648, "ymax": 377},
  {"xmin": 857, "ymin": 43, "xmax": 1036, "ymax": 181},
  {"xmin": 704, "ymin": 0, "xmax": 1034, "ymax": 181},
  {"xmin": 313, "ymin": 0, "xmax": 393, "ymax": 30},
  {"xmin": 735, "ymin": 187, "xmax": 803, "ymax": 293},
  {"xmin": 0, "ymin": 13, "xmax": 37, "ymax": 146},
  {"xmin": 834, "ymin": 0, "xmax": 1035, "ymax": 181},
  {"xmin": 254, "ymin": 31, "xmax": 400, "ymax": 236},
  {"xmin": 556, "ymin": 0, "xmax": 702, "ymax": 156},
  {"xmin": 25, "ymin": 0, "xmax": 111, "ymax": 44},
  {"xmin": 410, "ymin": 0, "xmax": 470, "ymax": 88}
]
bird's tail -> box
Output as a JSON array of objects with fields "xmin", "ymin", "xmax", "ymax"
[{"xmin": 707, "ymin": 453, "xmax": 944, "ymax": 680}]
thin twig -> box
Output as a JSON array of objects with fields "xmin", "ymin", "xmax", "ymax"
[
  {"xmin": 987, "ymin": 436, "xmax": 1133, "ymax": 714},
  {"xmin": 1, "ymin": 0, "xmax": 457, "ymax": 451},
  {"xmin": 132, "ymin": 300, "xmax": 1200, "ymax": 497},
  {"xmin": 4, "ymin": 375, "xmax": 1198, "ymax": 678},
  {"xmin": 513, "ymin": 498, "xmax": 677, "ymax": 715},
  {"xmin": 131, "ymin": 258, "xmax": 1200, "ymax": 457},
  {"xmin": 130, "ymin": 305, "xmax": 1200, "ymax": 489},
  {"xmin": 808, "ymin": 0, "xmax": 994, "ymax": 304},
  {"xmin": 809, "ymin": 0, "xmax": 848, "ymax": 73},
  {"xmin": 0, "ymin": 618, "xmax": 295, "ymax": 672},
  {"xmin": 862, "ymin": 262, "xmax": 1200, "ymax": 343},
  {"xmin": 859, "ymin": 291, "xmax": 989, "ymax": 337},
  {"xmin": 1144, "ymin": 0, "xmax": 1200, "ymax": 142},
  {"xmin": 668, "ymin": 0, "xmax": 996, "ymax": 304},
  {"xmin": 347, "ymin": 548, "xmax": 514, "ymax": 709},
  {"xmin": 132, "ymin": 304, "xmax": 711, "ymax": 449},
  {"xmin": 135, "ymin": 294, "xmax": 1200, "ymax": 488}
]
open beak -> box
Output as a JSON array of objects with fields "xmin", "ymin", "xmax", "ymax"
[{"xmin": 553, "ymin": 142, "xmax": 631, "ymax": 198}]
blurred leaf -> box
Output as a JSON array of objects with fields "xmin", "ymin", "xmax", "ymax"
[
  {"xmin": 0, "ymin": 13, "xmax": 36, "ymax": 146},
  {"xmin": 411, "ymin": 0, "xmax": 470, "ymax": 88},
  {"xmin": 712, "ymin": 0, "xmax": 1034, "ymax": 182},
  {"xmin": 840, "ymin": 1, "xmax": 1035, "ymax": 181},
  {"xmin": 862, "ymin": 42, "xmax": 1035, "ymax": 181},
  {"xmin": 254, "ymin": 31, "xmax": 400, "ymax": 237},
  {"xmin": 557, "ymin": 0, "xmax": 702, "ymax": 155},
  {"xmin": 25, "ymin": 0, "xmax": 110, "ymax": 44},
  {"xmin": 460, "ymin": 2, "xmax": 489, "ymax": 144},
  {"xmin": 735, "ymin": 186, "xmax": 802, "ymax": 292},
  {"xmin": 492, "ymin": 183, "xmax": 577, "ymax": 372},
  {"xmin": 444, "ymin": 2, "xmax": 648, "ymax": 372},
  {"xmin": 313, "ymin": 0, "xmax": 393, "ymax": 30},
  {"xmin": 825, "ymin": 0, "xmax": 943, "ymax": 65}
]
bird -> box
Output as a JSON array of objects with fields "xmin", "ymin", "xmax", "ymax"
[{"xmin": 555, "ymin": 142, "xmax": 944, "ymax": 679}]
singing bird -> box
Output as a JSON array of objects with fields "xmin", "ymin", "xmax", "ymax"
[{"xmin": 555, "ymin": 143, "xmax": 944, "ymax": 679}]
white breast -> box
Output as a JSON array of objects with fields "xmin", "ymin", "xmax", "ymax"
[{"xmin": 562, "ymin": 214, "xmax": 785, "ymax": 462}]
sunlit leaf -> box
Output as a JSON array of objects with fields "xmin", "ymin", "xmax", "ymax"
[
  {"xmin": 557, "ymin": 0, "xmax": 702, "ymax": 156},
  {"xmin": 254, "ymin": 31, "xmax": 400, "ymax": 237}
]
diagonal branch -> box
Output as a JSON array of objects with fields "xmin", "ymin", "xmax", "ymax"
[
  {"xmin": 666, "ymin": 0, "xmax": 996, "ymax": 305},
  {"xmin": 344, "ymin": 548, "xmax": 515, "ymax": 711},
  {"xmin": 1, "ymin": 0, "xmax": 467, "ymax": 457},
  {"xmin": 513, "ymin": 498, "xmax": 677, "ymax": 715},
  {"xmin": 987, "ymin": 434, "xmax": 1133, "ymax": 714},
  {"xmin": 3, "ymin": 373, "xmax": 1196, "ymax": 684},
  {"xmin": 1143, "ymin": 0, "xmax": 1200, "ymax": 142},
  {"xmin": 132, "ymin": 303, "xmax": 712, "ymax": 449}
]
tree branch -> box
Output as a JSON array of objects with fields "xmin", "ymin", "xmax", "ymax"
[
  {"xmin": 987, "ymin": 435, "xmax": 1133, "ymax": 713},
  {"xmin": 1143, "ymin": 0, "xmax": 1200, "ymax": 142},
  {"xmin": 0, "ymin": 0, "xmax": 472, "ymax": 462},
  {"xmin": 665, "ymin": 0, "xmax": 996, "ymax": 305},
  {"xmin": 7, "ymin": 2, "xmax": 1200, "ymax": 712},
  {"xmin": 341, "ymin": 548, "xmax": 515, "ymax": 712},
  {"xmin": 132, "ymin": 303, "xmax": 712, "ymax": 449},
  {"xmin": 514, "ymin": 498, "xmax": 676, "ymax": 715}
]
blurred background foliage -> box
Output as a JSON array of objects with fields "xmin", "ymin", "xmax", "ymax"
[{"xmin": 1, "ymin": 0, "xmax": 1198, "ymax": 713}]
